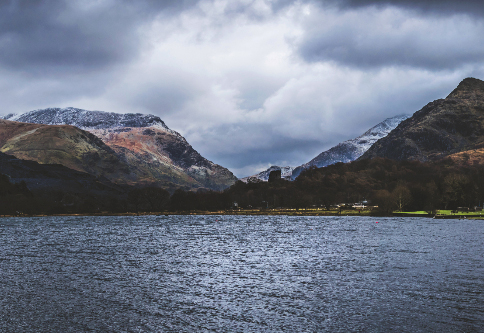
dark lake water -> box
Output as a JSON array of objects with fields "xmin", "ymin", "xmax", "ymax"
[{"xmin": 0, "ymin": 215, "xmax": 483, "ymax": 332}]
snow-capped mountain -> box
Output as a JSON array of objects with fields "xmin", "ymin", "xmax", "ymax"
[
  {"xmin": 242, "ymin": 114, "xmax": 410, "ymax": 182},
  {"xmin": 290, "ymin": 114, "xmax": 410, "ymax": 179},
  {"xmin": 1, "ymin": 107, "xmax": 237, "ymax": 191},
  {"xmin": 240, "ymin": 166, "xmax": 294, "ymax": 183},
  {"xmin": 3, "ymin": 107, "xmax": 175, "ymax": 132}
]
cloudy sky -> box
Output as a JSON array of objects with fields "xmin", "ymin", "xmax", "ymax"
[{"xmin": 1, "ymin": 0, "xmax": 484, "ymax": 177}]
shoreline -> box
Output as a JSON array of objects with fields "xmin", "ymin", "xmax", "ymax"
[
  {"xmin": 1, "ymin": 210, "xmax": 483, "ymax": 219},
  {"xmin": 0, "ymin": 212, "xmax": 375, "ymax": 218}
]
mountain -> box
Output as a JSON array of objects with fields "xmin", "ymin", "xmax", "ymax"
[
  {"xmin": 1, "ymin": 107, "xmax": 237, "ymax": 191},
  {"xmin": 241, "ymin": 166, "xmax": 294, "ymax": 183},
  {"xmin": 242, "ymin": 114, "xmax": 409, "ymax": 182},
  {"xmin": 360, "ymin": 77, "xmax": 484, "ymax": 162},
  {"xmin": 290, "ymin": 114, "xmax": 410, "ymax": 179}
]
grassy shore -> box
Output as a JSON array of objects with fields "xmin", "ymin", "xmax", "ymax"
[
  {"xmin": 4, "ymin": 208, "xmax": 484, "ymax": 218},
  {"xmin": 397, "ymin": 209, "xmax": 484, "ymax": 219}
]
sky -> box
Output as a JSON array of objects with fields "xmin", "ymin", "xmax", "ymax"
[{"xmin": 1, "ymin": 0, "xmax": 484, "ymax": 177}]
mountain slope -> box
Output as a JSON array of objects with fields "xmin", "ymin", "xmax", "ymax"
[
  {"xmin": 0, "ymin": 150, "xmax": 124, "ymax": 195},
  {"xmin": 2, "ymin": 107, "xmax": 237, "ymax": 191},
  {"xmin": 89, "ymin": 126, "xmax": 237, "ymax": 190},
  {"xmin": 0, "ymin": 119, "xmax": 132, "ymax": 180},
  {"xmin": 360, "ymin": 77, "xmax": 484, "ymax": 162}
]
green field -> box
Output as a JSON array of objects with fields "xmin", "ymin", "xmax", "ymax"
[
  {"xmin": 398, "ymin": 209, "xmax": 484, "ymax": 217},
  {"xmin": 398, "ymin": 211, "xmax": 429, "ymax": 214}
]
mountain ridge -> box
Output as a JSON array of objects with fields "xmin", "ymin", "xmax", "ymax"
[
  {"xmin": 4, "ymin": 107, "xmax": 173, "ymax": 131},
  {"xmin": 360, "ymin": 77, "xmax": 484, "ymax": 162}
]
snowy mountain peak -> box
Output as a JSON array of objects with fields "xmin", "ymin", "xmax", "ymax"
[
  {"xmin": 342, "ymin": 114, "xmax": 411, "ymax": 153},
  {"xmin": 1, "ymin": 107, "xmax": 173, "ymax": 132},
  {"xmin": 359, "ymin": 114, "xmax": 410, "ymax": 139}
]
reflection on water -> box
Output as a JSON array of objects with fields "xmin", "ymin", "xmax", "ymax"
[{"xmin": 0, "ymin": 216, "xmax": 483, "ymax": 332}]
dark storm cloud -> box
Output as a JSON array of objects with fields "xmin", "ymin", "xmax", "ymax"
[
  {"xmin": 292, "ymin": 0, "xmax": 484, "ymax": 70},
  {"xmin": 297, "ymin": 22, "xmax": 484, "ymax": 70},
  {"xmin": 328, "ymin": 0, "xmax": 484, "ymax": 16},
  {"xmin": 2, "ymin": 0, "xmax": 482, "ymax": 74},
  {"xmin": 0, "ymin": 0, "xmax": 201, "ymax": 74},
  {"xmin": 271, "ymin": 0, "xmax": 484, "ymax": 15}
]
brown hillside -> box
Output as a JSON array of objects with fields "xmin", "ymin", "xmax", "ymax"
[
  {"xmin": 0, "ymin": 119, "xmax": 132, "ymax": 180},
  {"xmin": 90, "ymin": 126, "xmax": 238, "ymax": 191}
]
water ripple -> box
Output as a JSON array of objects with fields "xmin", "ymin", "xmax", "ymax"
[{"xmin": 0, "ymin": 216, "xmax": 483, "ymax": 332}]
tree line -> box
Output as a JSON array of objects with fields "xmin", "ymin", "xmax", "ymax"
[
  {"xmin": 163, "ymin": 157, "xmax": 484, "ymax": 214},
  {"xmin": 1, "ymin": 157, "xmax": 483, "ymax": 215}
]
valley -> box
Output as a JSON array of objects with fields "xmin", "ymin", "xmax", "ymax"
[{"xmin": 2, "ymin": 78, "xmax": 484, "ymax": 216}]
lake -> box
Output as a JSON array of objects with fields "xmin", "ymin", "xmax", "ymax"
[{"xmin": 0, "ymin": 215, "xmax": 483, "ymax": 332}]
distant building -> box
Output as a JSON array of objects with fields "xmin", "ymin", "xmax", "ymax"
[
  {"xmin": 268, "ymin": 170, "xmax": 282, "ymax": 183},
  {"xmin": 353, "ymin": 199, "xmax": 369, "ymax": 209}
]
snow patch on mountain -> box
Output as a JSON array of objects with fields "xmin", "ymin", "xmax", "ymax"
[{"xmin": 1, "ymin": 107, "xmax": 181, "ymax": 136}]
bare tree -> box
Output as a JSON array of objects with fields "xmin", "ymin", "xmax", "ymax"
[{"xmin": 393, "ymin": 185, "xmax": 412, "ymax": 212}]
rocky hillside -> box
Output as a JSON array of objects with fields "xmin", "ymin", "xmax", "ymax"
[
  {"xmin": 360, "ymin": 77, "xmax": 484, "ymax": 162},
  {"xmin": 89, "ymin": 126, "xmax": 237, "ymax": 191},
  {"xmin": 1, "ymin": 108, "xmax": 237, "ymax": 191}
]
